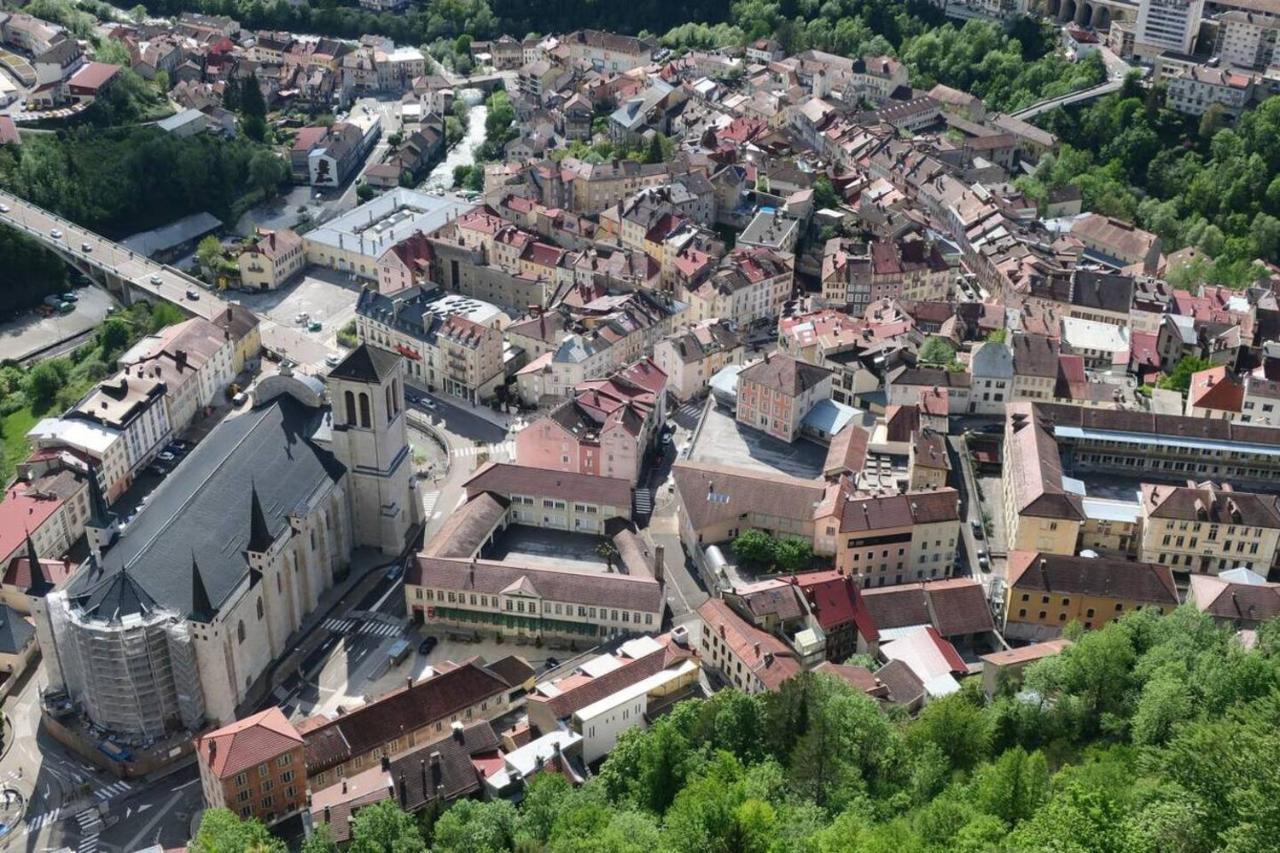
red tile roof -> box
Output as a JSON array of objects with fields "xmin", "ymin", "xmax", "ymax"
[
  {"xmin": 698, "ymin": 598, "xmax": 801, "ymax": 691},
  {"xmin": 196, "ymin": 707, "xmax": 303, "ymax": 779}
]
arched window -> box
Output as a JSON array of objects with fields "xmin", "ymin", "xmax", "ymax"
[
  {"xmin": 385, "ymin": 385, "xmax": 394, "ymax": 423},
  {"xmin": 358, "ymin": 392, "xmax": 371, "ymax": 428},
  {"xmin": 237, "ymin": 620, "xmax": 246, "ymax": 644},
  {"xmin": 344, "ymin": 390, "xmax": 356, "ymax": 425},
  {"xmin": 392, "ymin": 379, "xmax": 400, "ymax": 414}
]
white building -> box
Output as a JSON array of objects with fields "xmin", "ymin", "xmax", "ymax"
[
  {"xmin": 1166, "ymin": 64, "xmax": 1254, "ymax": 117},
  {"xmin": 1216, "ymin": 10, "xmax": 1280, "ymax": 69},
  {"xmin": 1135, "ymin": 0, "xmax": 1206, "ymax": 55}
]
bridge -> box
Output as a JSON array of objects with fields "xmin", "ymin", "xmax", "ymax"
[
  {"xmin": 1011, "ymin": 76, "xmax": 1125, "ymax": 120},
  {"xmin": 0, "ymin": 189, "xmax": 228, "ymax": 320},
  {"xmin": 0, "ymin": 190, "xmax": 338, "ymax": 368}
]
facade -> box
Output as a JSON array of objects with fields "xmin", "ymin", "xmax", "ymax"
[
  {"xmin": 1187, "ymin": 567, "xmax": 1280, "ymax": 629},
  {"xmin": 1135, "ymin": 0, "xmax": 1205, "ymax": 55},
  {"xmin": 1003, "ymin": 551, "xmax": 1178, "ymax": 640},
  {"xmin": 681, "ymin": 249, "xmax": 794, "ymax": 328},
  {"xmin": 829, "ymin": 489, "xmax": 961, "ymax": 587},
  {"xmin": 697, "ymin": 599, "xmax": 801, "ymax": 694},
  {"xmin": 653, "ymin": 320, "xmax": 744, "ymax": 402},
  {"xmin": 69, "ymin": 368, "xmax": 172, "ymax": 483},
  {"xmin": 238, "ymin": 229, "xmax": 305, "ymax": 291},
  {"xmin": 119, "ymin": 318, "xmax": 237, "ymax": 436},
  {"xmin": 356, "ymin": 286, "xmax": 506, "ymax": 403},
  {"xmin": 1138, "ymin": 482, "xmax": 1280, "ymax": 576},
  {"xmin": 303, "ymin": 659, "xmax": 529, "ymax": 789},
  {"xmin": 1217, "ymin": 11, "xmax": 1280, "ymax": 69},
  {"xmin": 735, "ymin": 353, "xmax": 833, "ymax": 442},
  {"xmin": 195, "ymin": 708, "xmax": 306, "ymax": 825},
  {"xmin": 38, "ymin": 348, "xmax": 415, "ymax": 739}
]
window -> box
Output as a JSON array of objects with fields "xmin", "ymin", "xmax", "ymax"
[
  {"xmin": 235, "ymin": 773, "xmax": 248, "ymax": 787},
  {"xmin": 276, "ymin": 754, "xmax": 291, "ymax": 768},
  {"xmin": 344, "ymin": 390, "xmax": 356, "ymax": 425},
  {"xmin": 358, "ymin": 392, "xmax": 371, "ymax": 427},
  {"xmin": 256, "ymin": 598, "xmax": 264, "ymax": 620},
  {"xmin": 237, "ymin": 620, "xmax": 246, "ymax": 644}
]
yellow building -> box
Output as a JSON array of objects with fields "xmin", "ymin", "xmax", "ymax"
[
  {"xmin": 1003, "ymin": 551, "xmax": 1178, "ymax": 641},
  {"xmin": 1003, "ymin": 404, "xmax": 1084, "ymax": 555},
  {"xmin": 237, "ymin": 228, "xmax": 304, "ymax": 291},
  {"xmin": 1139, "ymin": 482, "xmax": 1280, "ymax": 576}
]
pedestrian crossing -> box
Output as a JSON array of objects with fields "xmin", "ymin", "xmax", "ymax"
[
  {"xmin": 26, "ymin": 808, "xmax": 60, "ymax": 832},
  {"xmin": 421, "ymin": 490, "xmax": 440, "ymax": 519},
  {"xmin": 94, "ymin": 780, "xmax": 131, "ymax": 801},
  {"xmin": 75, "ymin": 810, "xmax": 102, "ymax": 832},
  {"xmin": 675, "ymin": 400, "xmax": 702, "ymax": 421},
  {"xmin": 78, "ymin": 835, "xmax": 99, "ymax": 853},
  {"xmin": 321, "ymin": 618, "xmax": 403, "ymax": 638},
  {"xmin": 634, "ymin": 488, "xmax": 653, "ymax": 516},
  {"xmin": 451, "ymin": 440, "xmax": 514, "ymax": 459}
]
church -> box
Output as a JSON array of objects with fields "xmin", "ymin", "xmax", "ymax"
[{"xmin": 36, "ymin": 345, "xmax": 419, "ymax": 740}]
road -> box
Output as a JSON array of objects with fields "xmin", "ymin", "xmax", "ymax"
[
  {"xmin": 1011, "ymin": 77, "xmax": 1125, "ymax": 120},
  {"xmin": 0, "ymin": 190, "xmax": 230, "ymax": 319}
]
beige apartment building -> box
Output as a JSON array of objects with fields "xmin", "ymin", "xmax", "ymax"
[
  {"xmin": 1139, "ymin": 482, "xmax": 1280, "ymax": 576},
  {"xmin": 735, "ymin": 353, "xmax": 832, "ymax": 443},
  {"xmin": 828, "ymin": 488, "xmax": 961, "ymax": 587}
]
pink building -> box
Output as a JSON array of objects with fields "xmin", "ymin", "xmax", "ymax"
[
  {"xmin": 515, "ymin": 357, "xmax": 667, "ymax": 483},
  {"xmin": 376, "ymin": 231, "xmax": 434, "ymax": 294}
]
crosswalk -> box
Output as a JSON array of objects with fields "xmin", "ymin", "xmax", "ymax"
[
  {"xmin": 675, "ymin": 400, "xmax": 703, "ymax": 421},
  {"xmin": 94, "ymin": 780, "xmax": 131, "ymax": 801},
  {"xmin": 76, "ymin": 809, "xmax": 102, "ymax": 853},
  {"xmin": 451, "ymin": 440, "xmax": 514, "ymax": 459},
  {"xmin": 26, "ymin": 808, "xmax": 60, "ymax": 832},
  {"xmin": 634, "ymin": 488, "xmax": 653, "ymax": 516},
  {"xmin": 321, "ymin": 618, "xmax": 403, "ymax": 638},
  {"xmin": 421, "ymin": 490, "xmax": 440, "ymax": 519}
]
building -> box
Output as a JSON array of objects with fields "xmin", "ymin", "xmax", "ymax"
[
  {"xmin": 0, "ymin": 468, "xmax": 89, "ymax": 570},
  {"xmin": 1002, "ymin": 404, "xmax": 1086, "ymax": 555},
  {"xmin": 979, "ymin": 638, "xmax": 1071, "ymax": 698},
  {"xmin": 681, "ymin": 249, "xmax": 795, "ymax": 328},
  {"xmin": 238, "ymin": 229, "xmax": 304, "ymax": 291},
  {"xmin": 1186, "ymin": 567, "xmax": 1280, "ymax": 629},
  {"xmin": 38, "ymin": 347, "xmax": 417, "ymax": 740},
  {"xmin": 26, "ymin": 418, "xmax": 127, "ymax": 502},
  {"xmin": 831, "ymin": 489, "xmax": 962, "ymax": 587},
  {"xmin": 653, "ymin": 320, "xmax": 744, "ymax": 402},
  {"xmin": 1060, "ymin": 316, "xmax": 1131, "ymax": 371},
  {"xmin": 1138, "ymin": 482, "xmax": 1280, "ymax": 576},
  {"xmin": 735, "ymin": 353, "xmax": 833, "ymax": 442},
  {"xmin": 859, "ymin": 578, "xmax": 996, "ymax": 656},
  {"xmin": 1186, "ymin": 365, "xmax": 1244, "ymax": 420},
  {"xmin": 969, "ymin": 341, "xmax": 1014, "ymax": 415},
  {"xmin": 119, "ymin": 318, "xmax": 237, "ymax": 436},
  {"xmin": 1135, "ymin": 0, "xmax": 1206, "ymax": 55},
  {"xmin": 212, "ymin": 304, "xmax": 263, "ymax": 375},
  {"xmin": 515, "ymin": 359, "xmax": 666, "ymax": 483},
  {"xmin": 309, "ymin": 118, "xmax": 381, "ymax": 187},
  {"xmin": 563, "ymin": 29, "xmax": 653, "ymax": 72},
  {"xmin": 1072, "ymin": 213, "xmax": 1162, "ymax": 273},
  {"xmin": 697, "ymin": 599, "xmax": 802, "ymax": 694},
  {"xmin": 1165, "ymin": 63, "xmax": 1254, "ymax": 117},
  {"xmin": 65, "ymin": 61, "xmax": 120, "ymax": 101},
  {"xmin": 69, "ymin": 367, "xmax": 172, "ymax": 483},
  {"xmin": 1003, "ymin": 551, "xmax": 1179, "ymax": 640},
  {"xmin": 1216, "ymin": 11, "xmax": 1280, "ymax": 69},
  {"xmin": 356, "ymin": 286, "xmax": 505, "ymax": 403},
  {"xmin": 908, "ymin": 428, "xmax": 951, "ymax": 490},
  {"xmin": 195, "ymin": 708, "xmax": 306, "ymax": 825},
  {"xmin": 302, "ymin": 658, "xmax": 530, "ymax": 788}
]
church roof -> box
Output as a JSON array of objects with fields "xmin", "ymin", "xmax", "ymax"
[
  {"xmin": 66, "ymin": 395, "xmax": 345, "ymax": 623},
  {"xmin": 327, "ymin": 343, "xmax": 399, "ymax": 383}
]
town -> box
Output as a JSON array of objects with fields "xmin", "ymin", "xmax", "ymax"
[{"xmin": 0, "ymin": 0, "xmax": 1278, "ymax": 849}]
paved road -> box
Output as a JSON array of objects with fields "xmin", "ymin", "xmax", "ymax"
[
  {"xmin": 1011, "ymin": 77, "xmax": 1124, "ymax": 120},
  {"xmin": 0, "ymin": 189, "xmax": 226, "ymax": 320}
]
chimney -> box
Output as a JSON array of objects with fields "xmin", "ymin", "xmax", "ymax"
[
  {"xmin": 452, "ymin": 720, "xmax": 465, "ymax": 742},
  {"xmin": 653, "ymin": 545, "xmax": 665, "ymax": 585},
  {"xmin": 753, "ymin": 641, "xmax": 760, "ymax": 658},
  {"xmin": 341, "ymin": 779, "xmax": 348, "ymax": 794},
  {"xmin": 718, "ymin": 623, "xmax": 726, "ymax": 639},
  {"xmin": 380, "ymin": 755, "xmax": 390, "ymax": 771},
  {"xmin": 398, "ymin": 772, "xmax": 407, "ymax": 807}
]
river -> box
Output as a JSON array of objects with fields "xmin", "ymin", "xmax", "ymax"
[{"xmin": 421, "ymin": 92, "xmax": 487, "ymax": 192}]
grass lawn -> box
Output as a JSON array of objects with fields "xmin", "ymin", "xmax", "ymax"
[{"xmin": 0, "ymin": 405, "xmax": 38, "ymax": 489}]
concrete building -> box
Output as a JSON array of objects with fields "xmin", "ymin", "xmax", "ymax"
[
  {"xmin": 70, "ymin": 368, "xmax": 172, "ymax": 484},
  {"xmin": 1216, "ymin": 10, "xmax": 1280, "ymax": 69},
  {"xmin": 303, "ymin": 189, "xmax": 470, "ymax": 278},
  {"xmin": 38, "ymin": 347, "xmax": 417, "ymax": 740},
  {"xmin": 653, "ymin": 320, "xmax": 745, "ymax": 402},
  {"xmin": 119, "ymin": 318, "xmax": 237, "ymax": 436},
  {"xmin": 697, "ymin": 599, "xmax": 802, "ymax": 694},
  {"xmin": 1165, "ymin": 64, "xmax": 1254, "ymax": 117},
  {"xmin": 1135, "ymin": 0, "xmax": 1206, "ymax": 55},
  {"xmin": 830, "ymin": 489, "xmax": 961, "ymax": 587},
  {"xmin": 195, "ymin": 707, "xmax": 306, "ymax": 825}
]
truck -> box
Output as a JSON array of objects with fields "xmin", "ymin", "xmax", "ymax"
[{"xmin": 387, "ymin": 638, "xmax": 411, "ymax": 666}]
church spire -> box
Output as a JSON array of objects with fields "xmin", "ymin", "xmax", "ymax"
[
  {"xmin": 191, "ymin": 553, "xmax": 213, "ymax": 622},
  {"xmin": 24, "ymin": 531, "xmax": 47, "ymax": 593},
  {"xmin": 87, "ymin": 466, "xmax": 111, "ymax": 529},
  {"xmin": 247, "ymin": 481, "xmax": 273, "ymax": 554}
]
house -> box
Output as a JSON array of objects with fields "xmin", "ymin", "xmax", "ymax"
[
  {"xmin": 65, "ymin": 61, "xmax": 121, "ymax": 101},
  {"xmin": 979, "ymin": 638, "xmax": 1071, "ymax": 698},
  {"xmin": 1186, "ymin": 365, "xmax": 1244, "ymax": 420},
  {"xmin": 237, "ymin": 228, "xmax": 304, "ymax": 291},
  {"xmin": 735, "ymin": 352, "xmax": 833, "ymax": 442},
  {"xmin": 1186, "ymin": 567, "xmax": 1280, "ymax": 630},
  {"xmin": 195, "ymin": 708, "xmax": 306, "ymax": 825},
  {"xmin": 858, "ymin": 578, "xmax": 996, "ymax": 656},
  {"xmin": 697, "ymin": 599, "xmax": 802, "ymax": 694},
  {"xmin": 1138, "ymin": 482, "xmax": 1280, "ymax": 577},
  {"xmin": 653, "ymin": 320, "xmax": 744, "ymax": 402},
  {"xmin": 1072, "ymin": 213, "xmax": 1162, "ymax": 273},
  {"xmin": 0, "ymin": 531, "xmax": 76, "ymax": 616},
  {"xmin": 0, "ymin": 469, "xmax": 90, "ymax": 570},
  {"xmin": 118, "ymin": 318, "xmax": 237, "ymax": 436},
  {"xmin": 830, "ymin": 489, "xmax": 962, "ymax": 587},
  {"xmin": 1003, "ymin": 551, "xmax": 1179, "ymax": 640}
]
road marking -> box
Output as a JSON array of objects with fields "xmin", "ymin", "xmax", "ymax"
[
  {"xmin": 94, "ymin": 780, "xmax": 131, "ymax": 801},
  {"xmin": 450, "ymin": 440, "xmax": 514, "ymax": 459},
  {"xmin": 25, "ymin": 808, "xmax": 60, "ymax": 831},
  {"xmin": 421, "ymin": 490, "xmax": 440, "ymax": 519},
  {"xmin": 121, "ymin": 789, "xmax": 183, "ymax": 853}
]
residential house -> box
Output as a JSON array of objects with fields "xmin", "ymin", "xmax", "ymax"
[
  {"xmin": 735, "ymin": 353, "xmax": 833, "ymax": 443},
  {"xmin": 238, "ymin": 229, "xmax": 304, "ymax": 291},
  {"xmin": 195, "ymin": 708, "xmax": 306, "ymax": 825}
]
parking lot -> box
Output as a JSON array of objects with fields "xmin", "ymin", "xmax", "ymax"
[
  {"xmin": 688, "ymin": 402, "xmax": 827, "ymax": 480},
  {"xmin": 0, "ymin": 285, "xmax": 119, "ymax": 362},
  {"xmin": 234, "ymin": 267, "xmax": 362, "ymax": 351}
]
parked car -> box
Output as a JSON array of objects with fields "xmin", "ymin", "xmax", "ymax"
[
  {"xmin": 61, "ymin": 292, "xmax": 78, "ymax": 303},
  {"xmin": 295, "ymin": 312, "xmax": 309, "ymax": 324},
  {"xmin": 977, "ymin": 550, "xmax": 990, "ymax": 572},
  {"xmin": 0, "ymin": 203, "xmax": 9, "ymax": 213},
  {"xmin": 157, "ymin": 451, "xmax": 176, "ymax": 463},
  {"xmin": 418, "ymin": 636, "xmax": 438, "ymax": 655},
  {"xmin": 543, "ymin": 656, "xmax": 561, "ymax": 670},
  {"xmin": 308, "ymin": 321, "xmax": 322, "ymax": 332},
  {"xmin": 386, "ymin": 564, "xmax": 404, "ymax": 581},
  {"xmin": 325, "ymin": 353, "xmax": 342, "ymax": 367},
  {"xmin": 57, "ymin": 302, "xmax": 74, "ymax": 314}
]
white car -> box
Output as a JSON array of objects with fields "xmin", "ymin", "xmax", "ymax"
[
  {"xmin": 325, "ymin": 353, "xmax": 342, "ymax": 367},
  {"xmin": 50, "ymin": 228, "xmax": 62, "ymax": 239},
  {"xmin": 0, "ymin": 203, "xmax": 9, "ymax": 213},
  {"xmin": 150, "ymin": 274, "xmax": 163, "ymax": 285}
]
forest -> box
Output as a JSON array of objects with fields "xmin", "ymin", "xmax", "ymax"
[{"xmin": 194, "ymin": 606, "xmax": 1280, "ymax": 853}]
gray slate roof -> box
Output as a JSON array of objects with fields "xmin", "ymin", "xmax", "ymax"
[{"xmin": 67, "ymin": 396, "xmax": 345, "ymax": 622}]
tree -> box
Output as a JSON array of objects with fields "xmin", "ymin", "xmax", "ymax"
[
  {"xmin": 1200, "ymin": 103, "xmax": 1228, "ymax": 141},
  {"xmin": 249, "ymin": 151, "xmax": 285, "ymax": 199},
  {"xmin": 300, "ymin": 824, "xmax": 339, "ymax": 853},
  {"xmin": 431, "ymin": 799, "xmax": 517, "ymax": 853},
  {"xmin": 348, "ymin": 800, "xmax": 425, "ymax": 853},
  {"xmin": 24, "ymin": 360, "xmax": 67, "ymax": 409},
  {"xmin": 97, "ymin": 317, "xmax": 131, "ymax": 356},
  {"xmin": 908, "ymin": 690, "xmax": 993, "ymax": 773},
  {"xmin": 1157, "ymin": 355, "xmax": 1213, "ymax": 393},
  {"xmin": 239, "ymin": 73, "xmax": 268, "ymax": 142},
  {"xmin": 918, "ymin": 335, "xmax": 957, "ymax": 366},
  {"xmin": 191, "ymin": 808, "xmax": 285, "ymax": 853},
  {"xmin": 774, "ymin": 537, "xmax": 813, "ymax": 572},
  {"xmin": 645, "ymin": 132, "xmax": 665, "ymax": 164},
  {"xmin": 812, "ymin": 176, "xmax": 842, "ymax": 210},
  {"xmin": 129, "ymin": 3, "xmax": 147, "ymax": 22},
  {"xmin": 732, "ymin": 529, "xmax": 776, "ymax": 567},
  {"xmin": 197, "ymin": 236, "xmax": 224, "ymax": 273}
]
